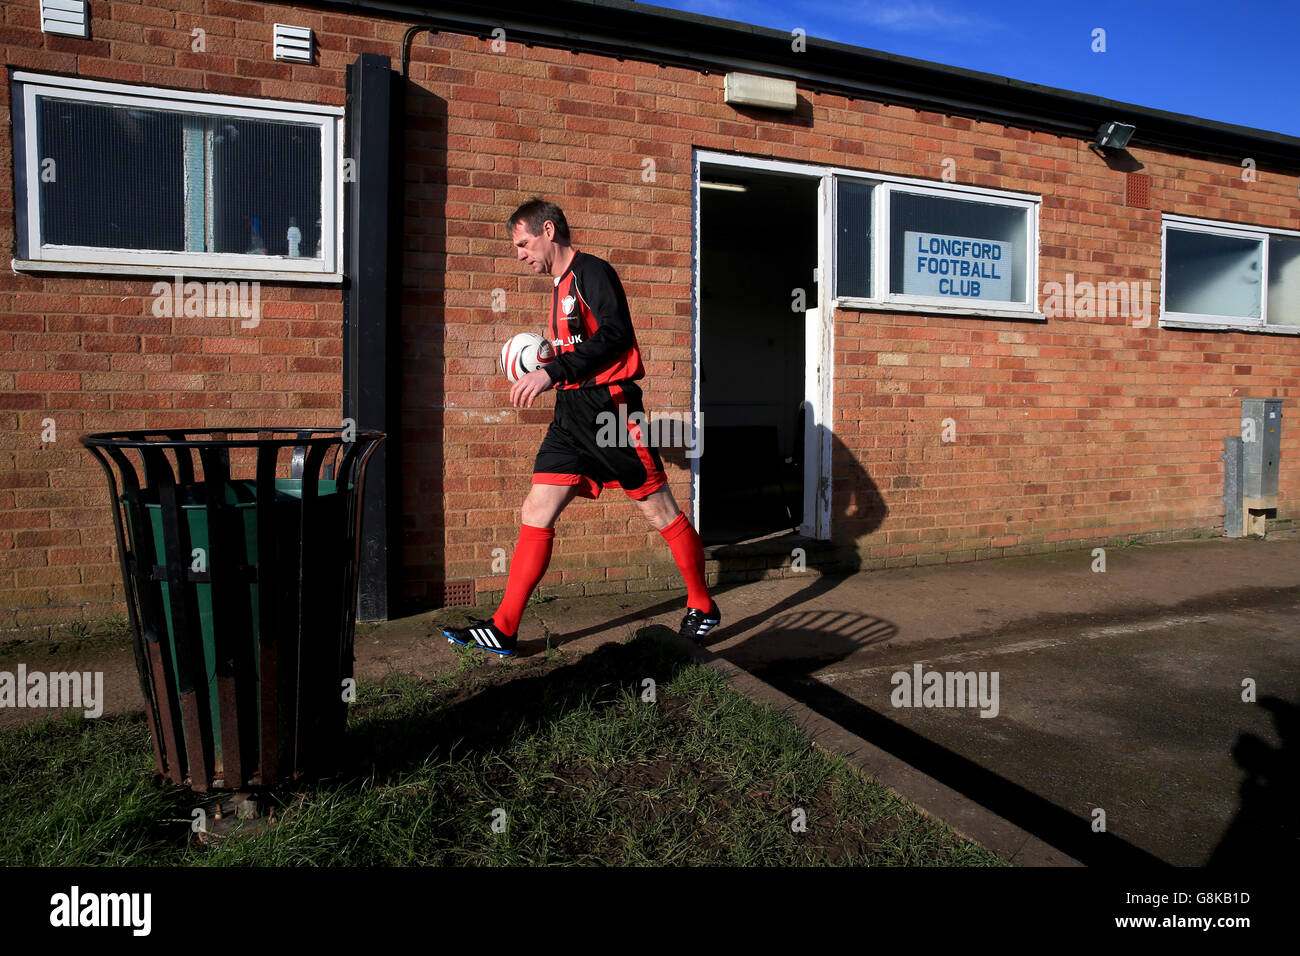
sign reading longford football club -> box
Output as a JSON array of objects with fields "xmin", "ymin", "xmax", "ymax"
[{"xmin": 904, "ymin": 231, "xmax": 1012, "ymax": 299}]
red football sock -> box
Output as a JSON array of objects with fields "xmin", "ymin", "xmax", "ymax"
[
  {"xmin": 491, "ymin": 523, "xmax": 555, "ymax": 636},
  {"xmin": 660, "ymin": 512, "xmax": 712, "ymax": 612}
]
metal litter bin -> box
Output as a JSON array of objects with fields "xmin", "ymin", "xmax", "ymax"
[{"xmin": 80, "ymin": 428, "xmax": 385, "ymax": 792}]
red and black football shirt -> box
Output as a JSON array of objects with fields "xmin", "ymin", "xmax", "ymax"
[{"xmin": 543, "ymin": 250, "xmax": 645, "ymax": 389}]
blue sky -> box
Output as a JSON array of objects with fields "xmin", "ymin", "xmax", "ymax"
[{"xmin": 642, "ymin": 0, "xmax": 1300, "ymax": 137}]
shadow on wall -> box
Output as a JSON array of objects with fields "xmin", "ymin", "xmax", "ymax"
[
  {"xmin": 829, "ymin": 428, "xmax": 888, "ymax": 545},
  {"xmin": 398, "ymin": 80, "xmax": 448, "ymax": 615}
]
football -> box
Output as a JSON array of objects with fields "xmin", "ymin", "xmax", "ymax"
[{"xmin": 500, "ymin": 331, "xmax": 555, "ymax": 384}]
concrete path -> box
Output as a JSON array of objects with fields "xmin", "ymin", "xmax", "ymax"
[{"xmin": 510, "ymin": 530, "xmax": 1300, "ymax": 866}]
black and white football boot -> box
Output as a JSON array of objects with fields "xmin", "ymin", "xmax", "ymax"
[
  {"xmin": 442, "ymin": 616, "xmax": 517, "ymax": 656},
  {"xmin": 678, "ymin": 603, "xmax": 721, "ymax": 645}
]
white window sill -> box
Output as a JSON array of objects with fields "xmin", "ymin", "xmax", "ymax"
[
  {"xmin": 12, "ymin": 258, "xmax": 343, "ymax": 284},
  {"xmin": 835, "ymin": 297, "xmax": 1045, "ymax": 322},
  {"xmin": 1160, "ymin": 318, "xmax": 1300, "ymax": 336}
]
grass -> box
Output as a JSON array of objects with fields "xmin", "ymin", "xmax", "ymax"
[
  {"xmin": 0, "ymin": 631, "xmax": 1004, "ymax": 867},
  {"xmin": 1107, "ymin": 537, "xmax": 1143, "ymax": 550}
]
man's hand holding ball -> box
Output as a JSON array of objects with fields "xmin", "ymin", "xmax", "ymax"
[{"xmin": 510, "ymin": 367, "xmax": 555, "ymax": 408}]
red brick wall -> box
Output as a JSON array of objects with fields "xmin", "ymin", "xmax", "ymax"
[
  {"xmin": 0, "ymin": 1, "xmax": 362, "ymax": 632},
  {"xmin": 3, "ymin": 2, "xmax": 1298, "ymax": 630},
  {"xmin": 406, "ymin": 31, "xmax": 1300, "ymax": 603}
]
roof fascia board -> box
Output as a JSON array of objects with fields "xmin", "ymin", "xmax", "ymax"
[{"xmin": 315, "ymin": 0, "xmax": 1300, "ymax": 167}]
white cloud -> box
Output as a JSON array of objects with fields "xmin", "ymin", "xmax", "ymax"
[{"xmin": 841, "ymin": 2, "xmax": 979, "ymax": 33}]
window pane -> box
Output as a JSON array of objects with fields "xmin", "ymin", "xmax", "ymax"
[
  {"xmin": 35, "ymin": 97, "xmax": 322, "ymax": 259},
  {"xmin": 1165, "ymin": 228, "xmax": 1262, "ymax": 319},
  {"xmin": 211, "ymin": 117, "xmax": 322, "ymax": 258},
  {"xmin": 1267, "ymin": 236, "xmax": 1300, "ymax": 326},
  {"xmin": 889, "ymin": 192, "xmax": 1026, "ymax": 302},
  {"xmin": 836, "ymin": 179, "xmax": 873, "ymax": 298},
  {"xmin": 38, "ymin": 99, "xmax": 185, "ymax": 251}
]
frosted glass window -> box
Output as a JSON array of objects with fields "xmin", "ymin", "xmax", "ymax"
[
  {"xmin": 1165, "ymin": 228, "xmax": 1262, "ymax": 319},
  {"xmin": 13, "ymin": 72, "xmax": 341, "ymax": 278},
  {"xmin": 36, "ymin": 100, "xmax": 322, "ymax": 259},
  {"xmin": 38, "ymin": 100, "xmax": 185, "ymax": 251},
  {"xmin": 1267, "ymin": 236, "xmax": 1300, "ymax": 327},
  {"xmin": 835, "ymin": 180, "xmax": 874, "ymax": 298}
]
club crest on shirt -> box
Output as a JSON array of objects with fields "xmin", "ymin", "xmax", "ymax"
[{"xmin": 561, "ymin": 295, "xmax": 576, "ymax": 316}]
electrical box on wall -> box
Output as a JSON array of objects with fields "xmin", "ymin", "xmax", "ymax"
[
  {"xmin": 1241, "ymin": 399, "xmax": 1282, "ymax": 502},
  {"xmin": 1238, "ymin": 398, "xmax": 1282, "ymax": 537}
]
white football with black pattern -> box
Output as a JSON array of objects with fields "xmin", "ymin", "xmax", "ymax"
[{"xmin": 500, "ymin": 332, "xmax": 555, "ymax": 384}]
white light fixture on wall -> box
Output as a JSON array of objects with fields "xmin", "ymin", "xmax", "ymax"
[
  {"xmin": 273, "ymin": 24, "xmax": 314, "ymax": 63},
  {"xmin": 40, "ymin": 0, "xmax": 88, "ymax": 38},
  {"xmin": 724, "ymin": 72, "xmax": 797, "ymax": 111}
]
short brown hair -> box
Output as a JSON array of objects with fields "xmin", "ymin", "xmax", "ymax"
[{"xmin": 506, "ymin": 198, "xmax": 571, "ymax": 243}]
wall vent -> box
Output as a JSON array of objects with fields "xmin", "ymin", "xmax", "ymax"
[
  {"xmin": 41, "ymin": 0, "xmax": 88, "ymax": 38},
  {"xmin": 435, "ymin": 580, "xmax": 476, "ymax": 608},
  {"xmin": 274, "ymin": 23, "xmax": 314, "ymax": 63},
  {"xmin": 1125, "ymin": 172, "xmax": 1151, "ymax": 208}
]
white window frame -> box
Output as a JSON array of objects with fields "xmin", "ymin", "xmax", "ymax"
[
  {"xmin": 834, "ymin": 173, "xmax": 1042, "ymax": 320},
  {"xmin": 11, "ymin": 71, "xmax": 344, "ymax": 282},
  {"xmin": 1160, "ymin": 214, "xmax": 1300, "ymax": 335}
]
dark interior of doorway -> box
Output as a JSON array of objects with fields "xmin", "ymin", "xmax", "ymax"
[{"xmin": 699, "ymin": 168, "xmax": 818, "ymax": 546}]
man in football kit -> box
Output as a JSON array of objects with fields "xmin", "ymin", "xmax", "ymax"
[{"xmin": 442, "ymin": 198, "xmax": 721, "ymax": 655}]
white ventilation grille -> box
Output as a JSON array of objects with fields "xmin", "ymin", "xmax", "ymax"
[
  {"xmin": 40, "ymin": 0, "xmax": 88, "ymax": 38},
  {"xmin": 273, "ymin": 24, "xmax": 314, "ymax": 63}
]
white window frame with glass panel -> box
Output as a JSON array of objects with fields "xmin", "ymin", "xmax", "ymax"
[
  {"xmin": 11, "ymin": 71, "xmax": 343, "ymax": 281},
  {"xmin": 1160, "ymin": 215, "xmax": 1300, "ymax": 333},
  {"xmin": 833, "ymin": 175, "xmax": 1042, "ymax": 319}
]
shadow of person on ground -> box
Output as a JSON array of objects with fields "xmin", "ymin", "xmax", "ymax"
[{"xmin": 1208, "ymin": 695, "xmax": 1298, "ymax": 867}]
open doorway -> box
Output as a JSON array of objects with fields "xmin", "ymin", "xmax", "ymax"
[{"xmin": 697, "ymin": 166, "xmax": 820, "ymax": 545}]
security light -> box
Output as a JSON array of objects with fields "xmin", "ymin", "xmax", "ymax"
[{"xmin": 1094, "ymin": 122, "xmax": 1136, "ymax": 151}]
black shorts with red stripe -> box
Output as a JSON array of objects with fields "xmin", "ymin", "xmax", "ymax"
[{"xmin": 533, "ymin": 380, "xmax": 668, "ymax": 500}]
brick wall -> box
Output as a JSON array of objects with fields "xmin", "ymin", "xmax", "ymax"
[
  {"xmin": 0, "ymin": 1, "xmax": 361, "ymax": 633},
  {"xmin": 3, "ymin": 2, "xmax": 1298, "ymax": 631},
  {"xmin": 406, "ymin": 30, "xmax": 1299, "ymax": 605}
]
